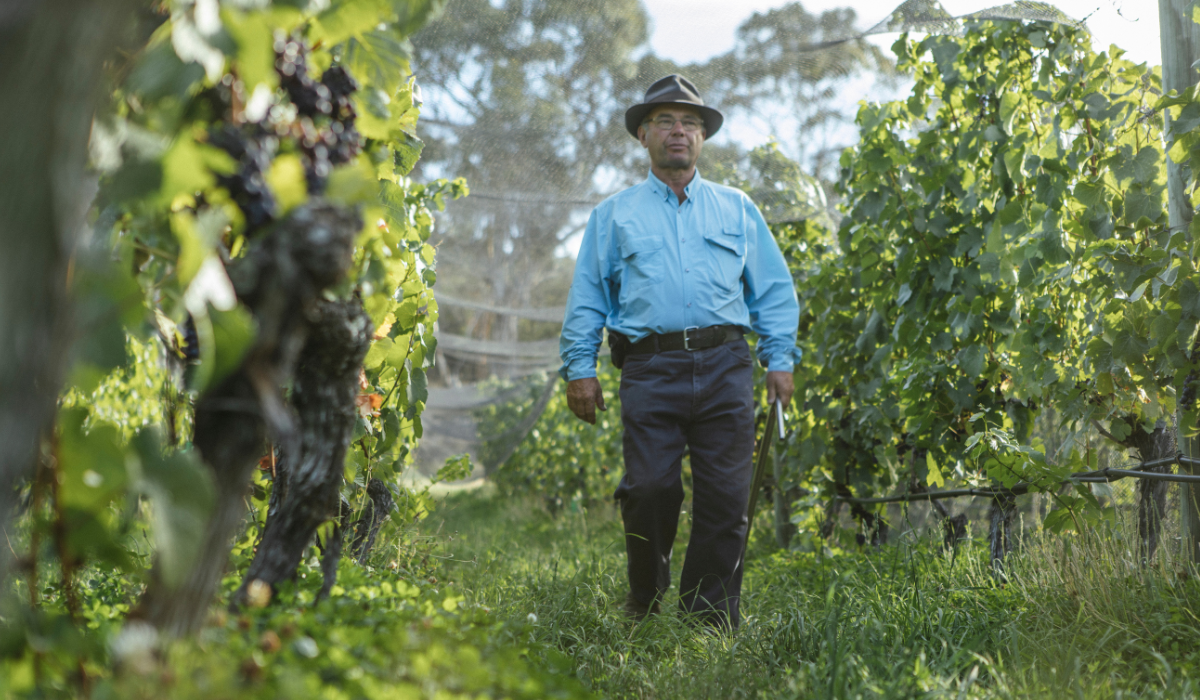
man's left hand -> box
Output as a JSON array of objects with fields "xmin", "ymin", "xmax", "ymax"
[{"xmin": 765, "ymin": 371, "xmax": 794, "ymax": 407}]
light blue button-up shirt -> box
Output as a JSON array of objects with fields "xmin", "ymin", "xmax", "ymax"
[{"xmin": 559, "ymin": 170, "xmax": 801, "ymax": 381}]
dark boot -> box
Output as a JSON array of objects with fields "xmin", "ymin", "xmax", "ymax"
[{"xmin": 622, "ymin": 592, "xmax": 661, "ymax": 621}]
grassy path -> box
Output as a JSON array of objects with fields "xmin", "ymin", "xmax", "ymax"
[{"xmin": 427, "ymin": 489, "xmax": 1200, "ymax": 699}]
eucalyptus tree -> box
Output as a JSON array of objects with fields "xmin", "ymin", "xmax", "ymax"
[
  {"xmin": 705, "ymin": 2, "xmax": 894, "ymax": 185},
  {"xmin": 411, "ymin": 0, "xmax": 649, "ymax": 354}
]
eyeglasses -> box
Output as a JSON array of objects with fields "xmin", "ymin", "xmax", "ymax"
[{"xmin": 644, "ymin": 116, "xmax": 704, "ymax": 133}]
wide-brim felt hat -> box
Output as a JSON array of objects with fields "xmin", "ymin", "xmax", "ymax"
[{"xmin": 624, "ymin": 74, "xmax": 723, "ymax": 139}]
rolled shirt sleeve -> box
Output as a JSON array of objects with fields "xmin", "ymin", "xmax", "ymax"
[
  {"xmin": 741, "ymin": 196, "xmax": 802, "ymax": 372},
  {"xmin": 559, "ymin": 210, "xmax": 610, "ymax": 381}
]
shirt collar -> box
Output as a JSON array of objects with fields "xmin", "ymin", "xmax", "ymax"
[{"xmin": 646, "ymin": 168, "xmax": 704, "ymax": 203}]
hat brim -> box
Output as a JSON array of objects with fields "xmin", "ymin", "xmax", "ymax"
[{"xmin": 625, "ymin": 102, "xmax": 723, "ymax": 139}]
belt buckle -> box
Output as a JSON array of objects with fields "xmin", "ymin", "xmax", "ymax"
[{"xmin": 683, "ymin": 326, "xmax": 700, "ymax": 351}]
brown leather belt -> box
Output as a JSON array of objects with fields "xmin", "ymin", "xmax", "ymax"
[{"xmin": 627, "ymin": 325, "xmax": 744, "ymax": 355}]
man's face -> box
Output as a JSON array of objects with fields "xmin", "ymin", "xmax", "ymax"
[{"xmin": 638, "ymin": 105, "xmax": 705, "ymax": 172}]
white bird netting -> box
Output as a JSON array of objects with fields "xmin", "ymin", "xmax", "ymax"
[{"xmin": 407, "ymin": 0, "xmax": 1088, "ymax": 477}]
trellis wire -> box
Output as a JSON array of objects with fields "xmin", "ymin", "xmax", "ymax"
[{"xmin": 837, "ymin": 455, "xmax": 1200, "ymax": 505}]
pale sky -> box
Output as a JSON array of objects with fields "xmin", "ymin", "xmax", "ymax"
[{"xmin": 644, "ymin": 0, "xmax": 1161, "ymax": 68}]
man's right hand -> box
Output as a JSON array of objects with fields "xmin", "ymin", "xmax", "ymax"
[{"xmin": 566, "ymin": 377, "xmax": 607, "ymax": 425}]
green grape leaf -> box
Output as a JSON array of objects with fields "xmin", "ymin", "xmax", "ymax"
[
  {"xmin": 266, "ymin": 154, "xmax": 308, "ymax": 213},
  {"xmin": 393, "ymin": 0, "xmax": 448, "ymax": 37},
  {"xmin": 1073, "ymin": 181, "xmax": 1106, "ymax": 209},
  {"xmin": 310, "ymin": 0, "xmax": 395, "ymax": 47},
  {"xmin": 1108, "ymin": 418, "xmax": 1132, "ymax": 443},
  {"xmin": 192, "ymin": 305, "xmax": 256, "ymax": 393},
  {"xmin": 386, "ymin": 334, "xmax": 412, "ymax": 368},
  {"xmin": 925, "ymin": 451, "xmax": 944, "ymax": 488},
  {"xmin": 1112, "ymin": 147, "xmax": 1161, "ymax": 187},
  {"xmin": 364, "ymin": 339, "xmax": 392, "ymax": 369},
  {"xmin": 956, "ymin": 344, "xmax": 986, "ymax": 377},
  {"xmin": 327, "ymin": 157, "xmax": 380, "ymax": 205},
  {"xmin": 57, "ymin": 409, "xmax": 128, "ymax": 513},
  {"xmin": 1000, "ymin": 91, "xmax": 1020, "ymax": 134},
  {"xmin": 394, "ymin": 131, "xmax": 425, "ymax": 176},
  {"xmin": 344, "ymin": 30, "xmax": 411, "ymax": 98},
  {"xmin": 1123, "ymin": 186, "xmax": 1163, "ymax": 227},
  {"xmin": 1179, "ymin": 279, "xmax": 1200, "ymax": 319},
  {"xmin": 409, "ymin": 366, "xmax": 428, "ymax": 405},
  {"xmin": 222, "ymin": 9, "xmax": 277, "ymax": 91},
  {"xmin": 127, "ymin": 40, "xmax": 206, "ymax": 102},
  {"xmin": 1111, "ymin": 330, "xmax": 1149, "ymax": 363},
  {"xmin": 434, "ymin": 454, "xmax": 473, "ymax": 483},
  {"xmin": 377, "ymin": 408, "xmax": 402, "ymax": 455}
]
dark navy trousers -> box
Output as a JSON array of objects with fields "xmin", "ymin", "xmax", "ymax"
[{"xmin": 614, "ymin": 337, "xmax": 755, "ymax": 628}]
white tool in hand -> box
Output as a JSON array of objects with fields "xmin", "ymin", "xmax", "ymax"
[{"xmin": 744, "ymin": 398, "xmax": 788, "ymax": 554}]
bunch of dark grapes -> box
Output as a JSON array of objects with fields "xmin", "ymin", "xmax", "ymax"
[
  {"xmin": 274, "ymin": 35, "xmax": 362, "ymax": 194},
  {"xmin": 275, "ymin": 34, "xmax": 331, "ymax": 118},
  {"xmin": 321, "ymin": 65, "xmax": 362, "ymax": 167},
  {"xmin": 193, "ymin": 35, "xmax": 363, "ymax": 232},
  {"xmin": 209, "ymin": 124, "xmax": 279, "ymax": 233},
  {"xmin": 187, "ymin": 73, "xmax": 237, "ymax": 125}
]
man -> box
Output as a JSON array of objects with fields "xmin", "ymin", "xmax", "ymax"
[{"xmin": 559, "ymin": 75, "xmax": 800, "ymax": 629}]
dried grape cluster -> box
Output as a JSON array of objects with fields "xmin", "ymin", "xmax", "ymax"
[{"xmin": 274, "ymin": 35, "xmax": 362, "ymax": 193}]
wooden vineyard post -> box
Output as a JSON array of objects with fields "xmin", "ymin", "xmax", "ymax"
[
  {"xmin": 1160, "ymin": 0, "xmax": 1200, "ymax": 564},
  {"xmin": 1185, "ymin": 432, "xmax": 1200, "ymax": 564}
]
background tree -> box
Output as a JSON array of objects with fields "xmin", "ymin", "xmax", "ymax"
[{"xmin": 703, "ymin": 3, "xmax": 894, "ymax": 187}]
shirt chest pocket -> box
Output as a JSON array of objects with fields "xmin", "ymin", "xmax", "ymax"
[
  {"xmin": 703, "ymin": 226, "xmax": 745, "ymax": 293},
  {"xmin": 618, "ymin": 232, "xmax": 664, "ymax": 292}
]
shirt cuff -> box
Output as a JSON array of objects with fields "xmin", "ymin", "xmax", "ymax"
[
  {"xmin": 560, "ymin": 357, "xmax": 598, "ymax": 382},
  {"xmin": 765, "ymin": 346, "xmax": 802, "ymax": 373}
]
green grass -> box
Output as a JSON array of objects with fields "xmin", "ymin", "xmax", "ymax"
[
  {"xmin": 0, "ymin": 499, "xmax": 593, "ymax": 700},
  {"xmin": 427, "ymin": 490, "xmax": 1200, "ymax": 699},
  {"xmin": 6, "ymin": 487, "xmax": 1199, "ymax": 699}
]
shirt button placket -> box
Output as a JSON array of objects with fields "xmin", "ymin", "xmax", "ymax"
[{"xmin": 677, "ymin": 204, "xmax": 688, "ymax": 325}]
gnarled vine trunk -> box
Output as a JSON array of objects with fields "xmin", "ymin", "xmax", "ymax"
[
  {"xmin": 132, "ymin": 202, "xmax": 360, "ymax": 637},
  {"xmin": 988, "ymin": 494, "xmax": 1017, "ymax": 577},
  {"xmin": 232, "ymin": 296, "xmax": 373, "ymax": 607},
  {"xmin": 836, "ymin": 483, "xmax": 887, "ymax": 547},
  {"xmin": 907, "ymin": 473, "xmax": 967, "ymax": 551},
  {"xmin": 348, "ymin": 479, "xmax": 397, "ymax": 564},
  {"xmin": 1128, "ymin": 421, "xmax": 1176, "ymax": 562}
]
